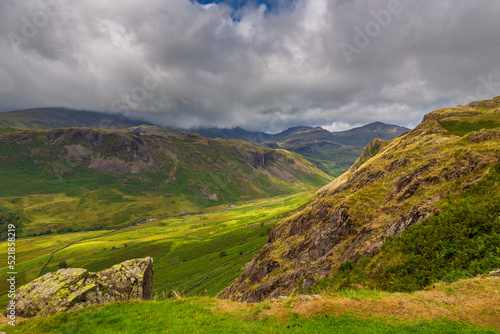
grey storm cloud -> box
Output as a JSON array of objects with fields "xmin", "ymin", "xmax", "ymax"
[{"xmin": 1, "ymin": 0, "xmax": 500, "ymax": 132}]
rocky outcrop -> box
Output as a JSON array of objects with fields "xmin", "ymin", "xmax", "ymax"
[
  {"xmin": 10, "ymin": 257, "xmax": 153, "ymax": 318},
  {"xmin": 220, "ymin": 96, "xmax": 500, "ymax": 303},
  {"xmin": 349, "ymin": 138, "xmax": 389, "ymax": 173}
]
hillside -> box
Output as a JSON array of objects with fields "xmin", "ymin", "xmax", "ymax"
[
  {"xmin": 0, "ymin": 108, "xmax": 408, "ymax": 176},
  {"xmin": 219, "ymin": 96, "xmax": 500, "ymax": 302},
  {"xmin": 193, "ymin": 123, "xmax": 409, "ymax": 176},
  {"xmin": 0, "ymin": 108, "xmax": 144, "ymax": 130},
  {"xmin": 0, "ymin": 127, "xmax": 330, "ymax": 235}
]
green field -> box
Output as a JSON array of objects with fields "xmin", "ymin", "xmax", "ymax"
[{"xmin": 0, "ymin": 191, "xmax": 316, "ymax": 307}]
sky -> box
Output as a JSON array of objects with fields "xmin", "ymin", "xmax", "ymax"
[{"xmin": 1, "ymin": 0, "xmax": 500, "ymax": 132}]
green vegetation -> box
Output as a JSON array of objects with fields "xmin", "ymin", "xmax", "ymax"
[
  {"xmin": 376, "ymin": 172, "xmax": 500, "ymax": 291},
  {"xmin": 440, "ymin": 112, "xmax": 500, "ymax": 136},
  {"xmin": 0, "ymin": 212, "xmax": 21, "ymax": 239},
  {"xmin": 3, "ymin": 290, "xmax": 498, "ymax": 333},
  {"xmin": 0, "ymin": 192, "xmax": 316, "ymax": 306}
]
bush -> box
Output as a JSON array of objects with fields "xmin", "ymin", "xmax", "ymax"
[
  {"xmin": 219, "ymin": 251, "xmax": 227, "ymax": 258},
  {"xmin": 58, "ymin": 260, "xmax": 68, "ymax": 269}
]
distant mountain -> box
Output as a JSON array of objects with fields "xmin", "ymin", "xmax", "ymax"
[
  {"xmin": 193, "ymin": 123, "xmax": 409, "ymax": 176},
  {"xmin": 330, "ymin": 122, "xmax": 410, "ymax": 147},
  {"xmin": 0, "ymin": 108, "xmax": 145, "ymax": 130},
  {"xmin": 190, "ymin": 126, "xmax": 274, "ymax": 143},
  {"xmin": 0, "ymin": 107, "xmax": 409, "ymax": 176}
]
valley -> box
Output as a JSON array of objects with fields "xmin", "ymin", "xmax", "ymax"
[
  {"xmin": 0, "ymin": 191, "xmax": 317, "ymax": 307},
  {"xmin": 0, "ymin": 97, "xmax": 499, "ymax": 333}
]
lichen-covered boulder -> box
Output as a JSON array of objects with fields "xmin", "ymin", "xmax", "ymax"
[{"xmin": 10, "ymin": 257, "xmax": 153, "ymax": 318}]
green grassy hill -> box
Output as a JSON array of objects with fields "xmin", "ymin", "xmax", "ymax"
[
  {"xmin": 0, "ymin": 127, "xmax": 330, "ymax": 235},
  {"xmin": 220, "ymin": 96, "xmax": 500, "ymax": 302}
]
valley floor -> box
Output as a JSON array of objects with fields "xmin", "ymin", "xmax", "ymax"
[{"xmin": 0, "ymin": 192, "xmax": 317, "ymax": 306}]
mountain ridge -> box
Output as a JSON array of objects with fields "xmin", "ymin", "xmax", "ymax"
[
  {"xmin": 0, "ymin": 107, "xmax": 409, "ymax": 176},
  {"xmin": 0, "ymin": 108, "xmax": 146, "ymax": 130}
]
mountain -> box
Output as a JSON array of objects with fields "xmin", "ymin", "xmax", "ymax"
[
  {"xmin": 0, "ymin": 108, "xmax": 408, "ymax": 176},
  {"xmin": 190, "ymin": 126, "xmax": 274, "ymax": 143},
  {"xmin": 193, "ymin": 123, "xmax": 409, "ymax": 176},
  {"xmin": 329, "ymin": 121, "xmax": 410, "ymax": 147},
  {"xmin": 0, "ymin": 108, "xmax": 145, "ymax": 130},
  {"xmin": 0, "ymin": 127, "xmax": 331, "ymax": 235},
  {"xmin": 218, "ymin": 96, "xmax": 500, "ymax": 302}
]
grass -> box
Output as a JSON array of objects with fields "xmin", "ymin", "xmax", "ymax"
[
  {"xmin": 0, "ymin": 191, "xmax": 317, "ymax": 306},
  {"xmin": 2, "ymin": 278, "xmax": 499, "ymax": 333},
  {"xmin": 440, "ymin": 112, "xmax": 500, "ymax": 136}
]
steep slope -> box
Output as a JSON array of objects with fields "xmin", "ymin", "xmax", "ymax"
[
  {"xmin": 0, "ymin": 108, "xmax": 144, "ymax": 130},
  {"xmin": 219, "ymin": 96, "xmax": 500, "ymax": 302},
  {"xmin": 0, "ymin": 128, "xmax": 331, "ymax": 234}
]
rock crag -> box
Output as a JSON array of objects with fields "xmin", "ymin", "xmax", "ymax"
[{"xmin": 10, "ymin": 257, "xmax": 153, "ymax": 318}]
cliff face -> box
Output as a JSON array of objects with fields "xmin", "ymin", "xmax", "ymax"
[{"xmin": 219, "ymin": 96, "xmax": 500, "ymax": 302}]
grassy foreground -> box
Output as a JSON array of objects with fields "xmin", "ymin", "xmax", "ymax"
[{"xmin": 1, "ymin": 277, "xmax": 498, "ymax": 333}]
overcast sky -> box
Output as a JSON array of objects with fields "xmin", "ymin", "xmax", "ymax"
[{"xmin": 1, "ymin": 0, "xmax": 499, "ymax": 132}]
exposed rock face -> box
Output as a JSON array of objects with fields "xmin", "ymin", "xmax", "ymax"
[
  {"xmin": 349, "ymin": 138, "xmax": 389, "ymax": 173},
  {"xmin": 10, "ymin": 257, "xmax": 153, "ymax": 318}
]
